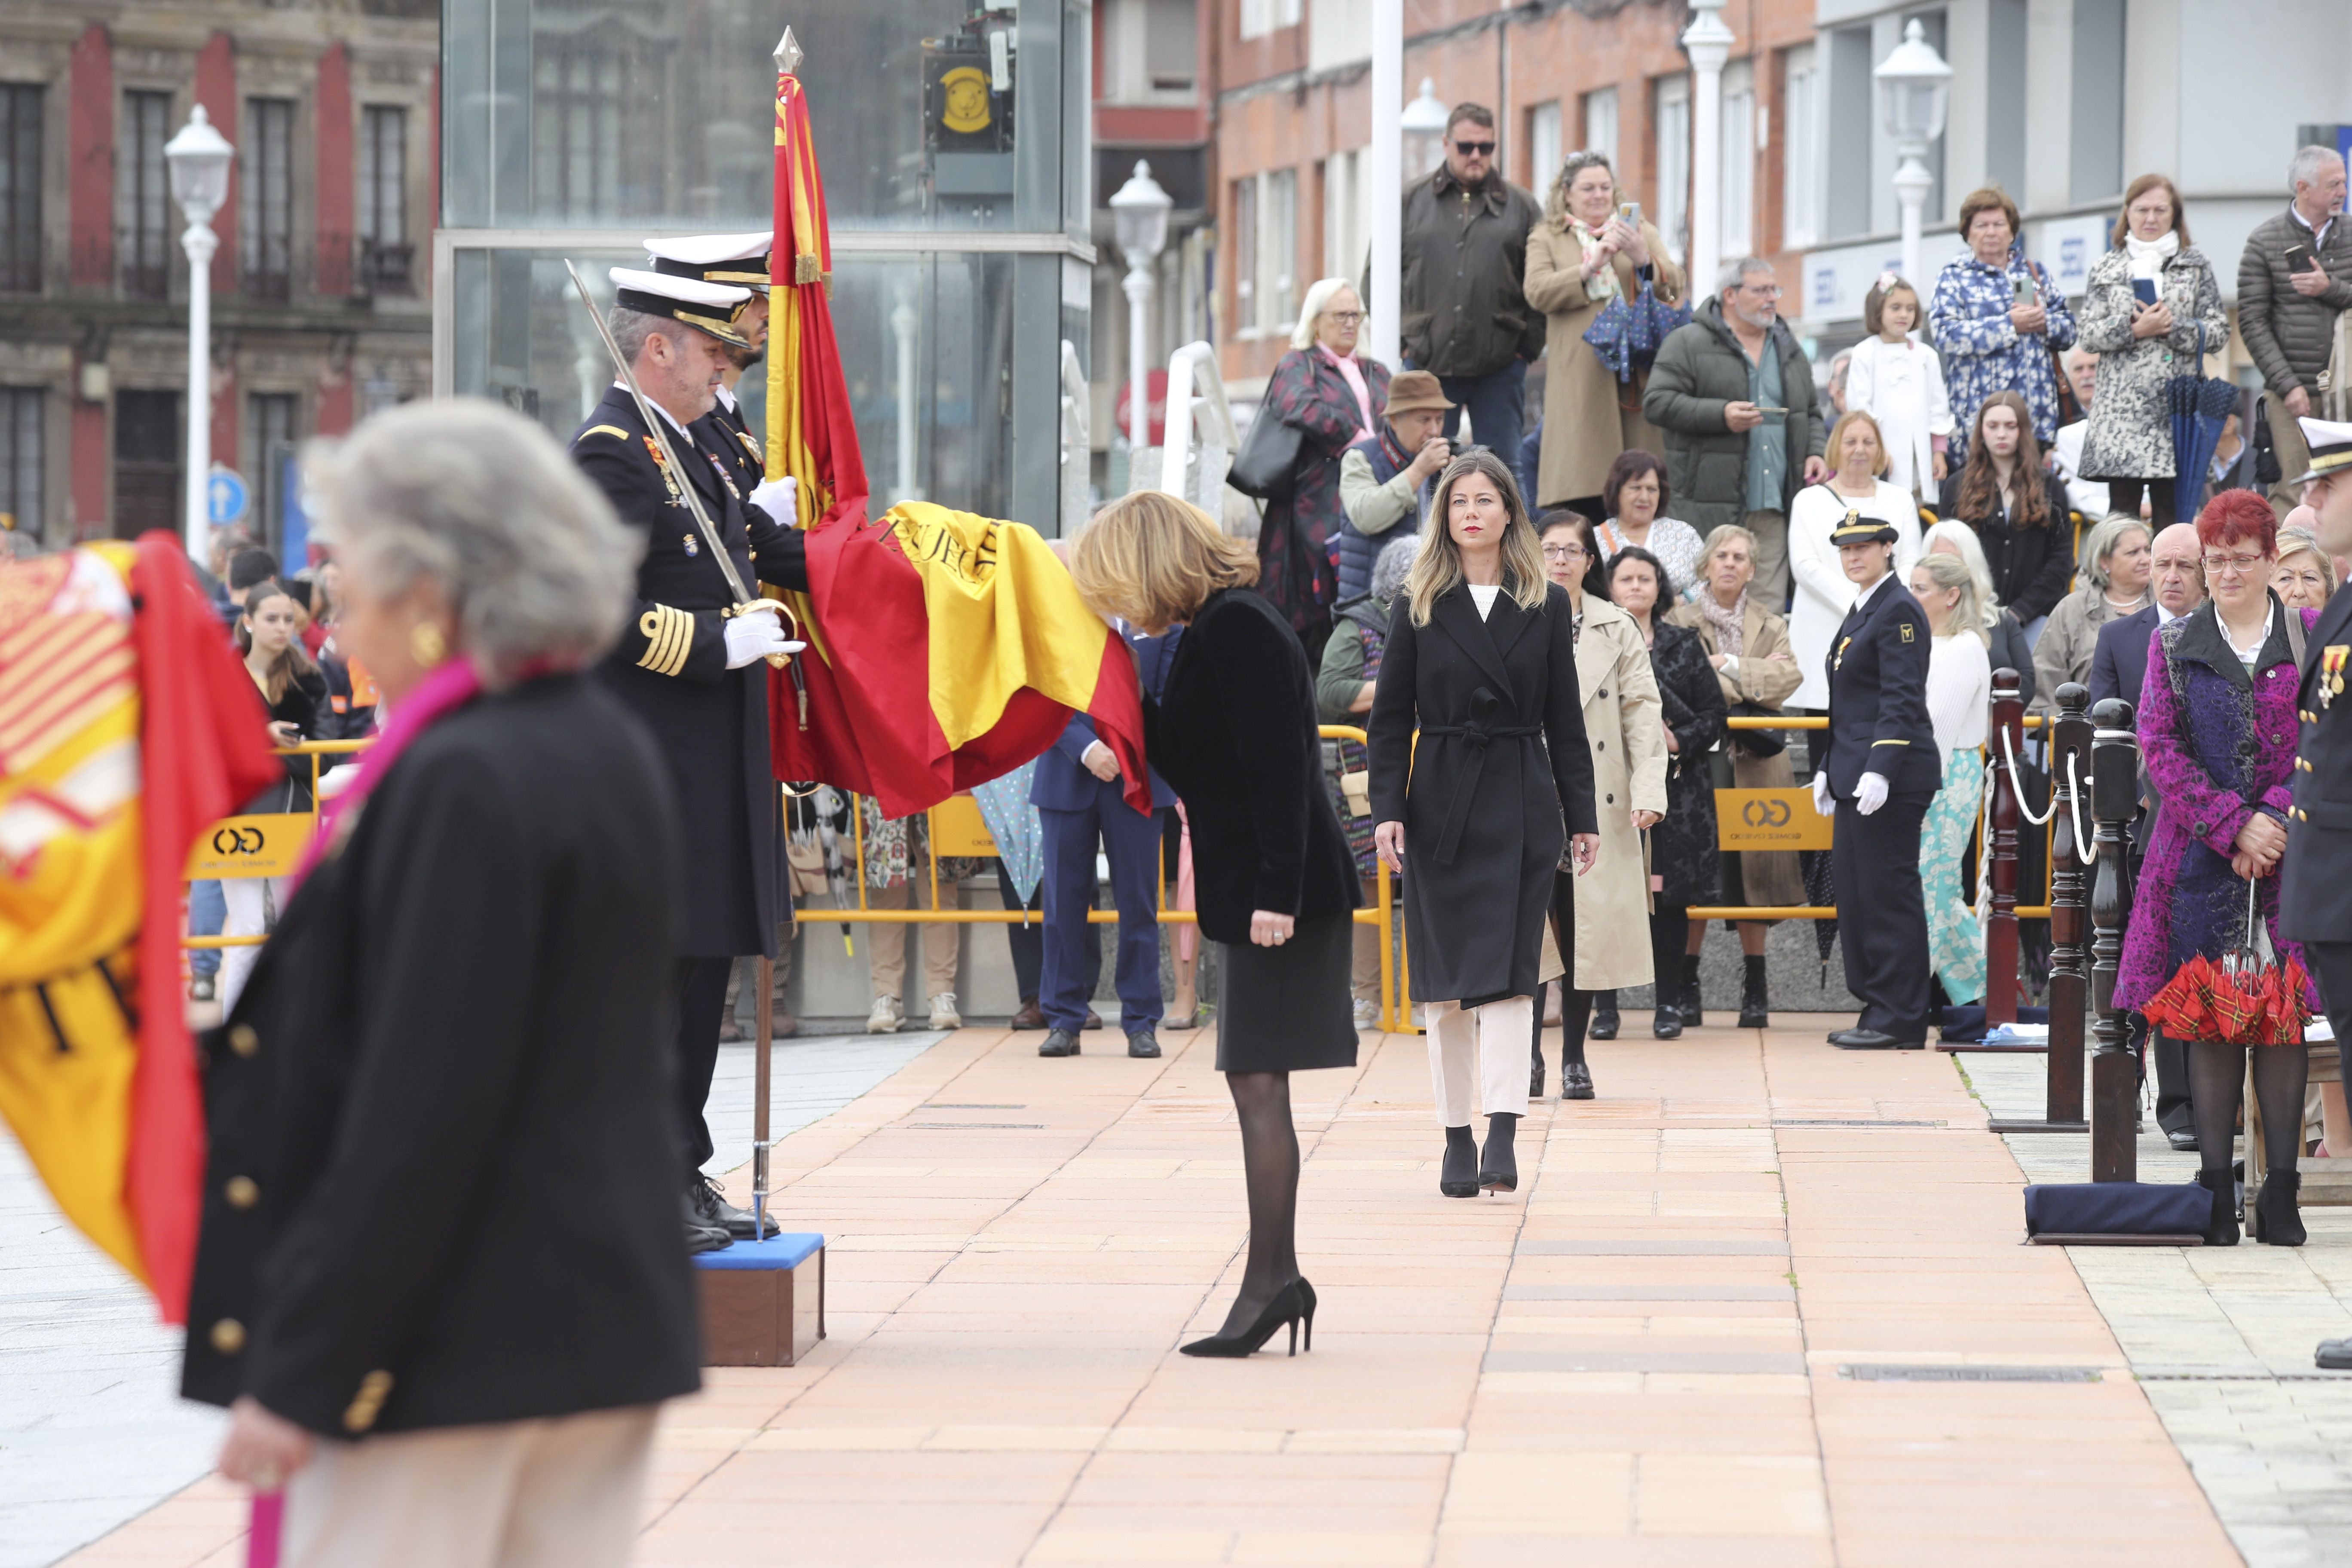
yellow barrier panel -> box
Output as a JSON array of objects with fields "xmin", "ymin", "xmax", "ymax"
[
  {"xmin": 185, "ymin": 814, "xmax": 315, "ymax": 879},
  {"xmin": 1714, "ymin": 788, "xmax": 1834, "ymax": 852},
  {"xmin": 928, "ymin": 793, "xmax": 998, "ymax": 858}
]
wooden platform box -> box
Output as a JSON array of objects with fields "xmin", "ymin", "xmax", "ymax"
[{"xmin": 693, "ymin": 1232, "xmax": 826, "ymax": 1366}]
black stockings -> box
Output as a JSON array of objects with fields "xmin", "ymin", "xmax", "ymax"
[
  {"xmin": 1220, "ymin": 1071, "xmax": 1300, "ymax": 1334},
  {"xmin": 2189, "ymin": 1041, "xmax": 2308, "ymax": 1179},
  {"xmin": 1544, "ymin": 870, "xmax": 1595, "ymax": 1071},
  {"xmin": 1555, "ymin": 987, "xmax": 1595, "ymax": 1067},
  {"xmin": 1650, "ymin": 904, "xmax": 1690, "ymax": 990}
]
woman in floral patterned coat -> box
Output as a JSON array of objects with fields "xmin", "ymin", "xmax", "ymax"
[
  {"xmin": 1929, "ymin": 187, "xmax": 2078, "ymax": 447},
  {"xmin": 2115, "ymin": 493, "xmax": 2319, "ymax": 1247},
  {"xmin": 1256, "ymin": 279, "xmax": 1393, "ymax": 667}
]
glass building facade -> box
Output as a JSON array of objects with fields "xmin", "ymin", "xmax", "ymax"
[{"xmin": 436, "ymin": 0, "xmax": 1094, "ymax": 528}]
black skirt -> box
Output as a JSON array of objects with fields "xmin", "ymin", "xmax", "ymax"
[{"xmin": 1215, "ymin": 912, "xmax": 1359, "ymax": 1073}]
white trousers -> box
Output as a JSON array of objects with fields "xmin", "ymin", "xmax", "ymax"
[
  {"xmin": 217, "ymin": 875, "xmax": 288, "ymax": 1015},
  {"xmin": 283, "ymin": 1405, "xmax": 659, "ymax": 1568},
  {"xmin": 1426, "ymin": 995, "xmax": 1534, "ymax": 1124}
]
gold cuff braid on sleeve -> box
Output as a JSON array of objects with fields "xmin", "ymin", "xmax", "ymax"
[{"xmin": 637, "ymin": 604, "xmax": 693, "ymax": 677}]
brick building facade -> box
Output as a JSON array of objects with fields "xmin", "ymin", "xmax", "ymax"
[{"xmin": 0, "ymin": 0, "xmax": 435, "ymax": 549}]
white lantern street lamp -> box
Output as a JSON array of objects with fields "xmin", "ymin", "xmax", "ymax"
[
  {"xmin": 1109, "ymin": 160, "xmax": 1174, "ymax": 463},
  {"xmin": 1874, "ymin": 18, "xmax": 1952, "ymax": 292},
  {"xmin": 165, "ymin": 105, "xmax": 233, "ymax": 564},
  {"xmin": 1400, "ymin": 78, "xmax": 1450, "ymax": 181},
  {"xmin": 1681, "ymin": 0, "xmax": 1734, "ymax": 306}
]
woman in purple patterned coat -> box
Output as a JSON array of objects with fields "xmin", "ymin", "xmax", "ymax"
[
  {"xmin": 1255, "ymin": 279, "xmax": 1393, "ymax": 668},
  {"xmin": 2116, "ymin": 492, "xmax": 2319, "ymax": 1248}
]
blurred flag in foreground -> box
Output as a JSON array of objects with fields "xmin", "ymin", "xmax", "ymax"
[
  {"xmin": 760, "ymin": 33, "xmax": 1146, "ymax": 818},
  {"xmin": 0, "ymin": 538, "xmax": 278, "ymax": 1321}
]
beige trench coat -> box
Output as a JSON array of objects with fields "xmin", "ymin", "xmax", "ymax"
[
  {"xmin": 1565, "ymin": 596, "xmax": 1669, "ymax": 989},
  {"xmin": 1665, "ymin": 596, "xmax": 1808, "ymax": 909},
  {"xmin": 1523, "ymin": 219, "xmax": 1685, "ymax": 508},
  {"xmin": 2030, "ymin": 583, "xmax": 2141, "ymax": 715}
]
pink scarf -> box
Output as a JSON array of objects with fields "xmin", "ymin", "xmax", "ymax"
[
  {"xmin": 293, "ymin": 655, "xmax": 485, "ymax": 886},
  {"xmin": 1319, "ymin": 345, "xmax": 1375, "ymax": 443}
]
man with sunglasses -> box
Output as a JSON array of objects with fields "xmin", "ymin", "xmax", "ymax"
[{"xmin": 1388, "ymin": 103, "xmax": 1545, "ymax": 478}]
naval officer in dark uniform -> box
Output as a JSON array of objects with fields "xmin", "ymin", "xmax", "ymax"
[
  {"xmin": 571, "ymin": 266, "xmax": 804, "ymax": 1251},
  {"xmin": 1811, "ymin": 511, "xmax": 1942, "ymax": 1050},
  {"xmin": 2284, "ymin": 420, "xmax": 2352, "ymax": 1366}
]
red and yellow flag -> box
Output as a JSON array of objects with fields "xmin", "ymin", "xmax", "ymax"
[{"xmin": 762, "ymin": 51, "xmax": 1147, "ymax": 818}]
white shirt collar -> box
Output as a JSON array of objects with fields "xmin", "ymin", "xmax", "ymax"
[
  {"xmin": 1851, "ymin": 570, "xmax": 1896, "ymax": 612},
  {"xmin": 617, "ymin": 379, "xmax": 694, "ymax": 440},
  {"xmin": 716, "ymin": 383, "xmax": 739, "ymax": 414},
  {"xmin": 2291, "ymin": 203, "xmax": 2337, "ymax": 247},
  {"xmin": 2156, "ymin": 600, "xmax": 2187, "ymax": 627}
]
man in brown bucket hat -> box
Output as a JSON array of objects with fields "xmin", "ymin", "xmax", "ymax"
[{"xmin": 1335, "ymin": 370, "xmax": 1454, "ymax": 602}]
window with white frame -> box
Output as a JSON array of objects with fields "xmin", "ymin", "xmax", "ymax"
[
  {"xmin": 1525, "ymin": 101, "xmax": 1560, "ymax": 196},
  {"xmin": 1232, "ymin": 175, "xmax": 1259, "ymax": 332},
  {"xmin": 1262, "ymin": 167, "xmax": 1297, "ymax": 329},
  {"xmin": 1237, "ymin": 0, "xmax": 1298, "ymax": 40},
  {"xmin": 1581, "ymin": 86, "xmax": 1617, "ymax": 173},
  {"xmin": 1720, "ymin": 59, "xmax": 1754, "ymax": 259},
  {"xmin": 1323, "ymin": 149, "xmax": 1363, "ymax": 280},
  {"xmin": 1655, "ymin": 74, "xmax": 1689, "ymax": 265},
  {"xmin": 1781, "ymin": 44, "xmax": 1820, "ymax": 249}
]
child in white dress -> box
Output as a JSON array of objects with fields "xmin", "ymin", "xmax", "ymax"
[{"xmin": 1846, "ymin": 275, "xmax": 1955, "ymax": 500}]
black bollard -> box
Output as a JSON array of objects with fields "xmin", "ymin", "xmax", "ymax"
[
  {"xmin": 2045, "ymin": 684, "xmax": 2093, "ymax": 1127},
  {"xmin": 2087, "ymin": 698, "xmax": 2139, "ymax": 1182}
]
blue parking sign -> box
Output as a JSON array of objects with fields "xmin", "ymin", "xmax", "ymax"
[{"xmin": 206, "ymin": 466, "xmax": 248, "ymax": 527}]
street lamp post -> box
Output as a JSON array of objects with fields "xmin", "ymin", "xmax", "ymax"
[
  {"xmin": 1400, "ymin": 78, "xmax": 1449, "ymax": 182},
  {"xmin": 1109, "ymin": 161, "xmax": 1173, "ymax": 475},
  {"xmin": 165, "ymin": 105, "xmax": 233, "ymax": 564},
  {"xmin": 1874, "ymin": 18, "xmax": 1952, "ymax": 289},
  {"xmin": 1681, "ymin": 0, "xmax": 1734, "ymax": 302},
  {"xmin": 1368, "ymin": 0, "xmax": 1403, "ymax": 368}
]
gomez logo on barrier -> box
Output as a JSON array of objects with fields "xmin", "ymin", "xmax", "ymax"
[
  {"xmin": 1741, "ymin": 796, "xmax": 1792, "ymax": 830},
  {"xmin": 1714, "ymin": 788, "xmax": 1834, "ymax": 851},
  {"xmin": 186, "ymin": 814, "xmax": 315, "ymax": 879},
  {"xmin": 213, "ymin": 824, "xmax": 268, "ymax": 856}
]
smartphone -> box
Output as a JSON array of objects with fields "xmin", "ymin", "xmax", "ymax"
[
  {"xmin": 2132, "ymin": 278, "xmax": 2159, "ymax": 307},
  {"xmin": 1618, "ymin": 201, "xmax": 1642, "ymax": 227},
  {"xmin": 2012, "ymin": 275, "xmax": 2039, "ymax": 305},
  {"xmin": 2287, "ymin": 242, "xmax": 2316, "ymax": 274}
]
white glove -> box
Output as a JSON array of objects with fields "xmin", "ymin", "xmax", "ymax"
[
  {"xmin": 1811, "ymin": 770, "xmax": 1835, "ymax": 818},
  {"xmin": 1855, "ymin": 771, "xmax": 1890, "ymax": 816},
  {"xmin": 748, "ymin": 474, "xmax": 798, "ymax": 527},
  {"xmin": 722, "ymin": 603, "xmax": 796, "ymax": 669}
]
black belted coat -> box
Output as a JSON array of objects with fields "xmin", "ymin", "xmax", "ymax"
[{"xmin": 1367, "ymin": 581, "xmax": 1597, "ymax": 1002}]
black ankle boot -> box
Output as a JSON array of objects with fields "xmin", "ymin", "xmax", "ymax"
[
  {"xmin": 2196, "ymin": 1168, "xmax": 2239, "ymax": 1246},
  {"xmin": 1440, "ymin": 1125, "xmax": 1478, "ymax": 1198},
  {"xmin": 1677, "ymin": 954, "xmax": 1704, "ymax": 1027},
  {"xmin": 1480, "ymin": 1114, "xmax": 1519, "ymax": 1193},
  {"xmin": 1589, "ymin": 992, "xmax": 1619, "ymax": 1039},
  {"xmin": 2254, "ymin": 1169, "xmax": 2306, "ymax": 1246},
  {"xmin": 1530, "ymin": 1035, "xmax": 1545, "ymax": 1099},
  {"xmin": 1652, "ymin": 1004, "xmax": 1682, "ymax": 1038},
  {"xmin": 1738, "ymin": 955, "xmax": 1770, "ymax": 1029}
]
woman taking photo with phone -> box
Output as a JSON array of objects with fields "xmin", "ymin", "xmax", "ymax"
[
  {"xmin": 2075, "ymin": 174, "xmax": 2228, "ymax": 524},
  {"xmin": 1369, "ymin": 452, "xmax": 1598, "ymax": 1196}
]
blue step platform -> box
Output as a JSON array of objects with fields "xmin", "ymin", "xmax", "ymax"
[{"xmin": 692, "ymin": 1231, "xmax": 826, "ymax": 1366}]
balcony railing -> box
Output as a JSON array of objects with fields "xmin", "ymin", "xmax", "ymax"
[{"xmin": 359, "ymin": 240, "xmax": 415, "ymax": 297}]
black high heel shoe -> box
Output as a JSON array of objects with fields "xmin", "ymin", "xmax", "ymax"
[
  {"xmin": 1439, "ymin": 1125, "xmax": 1479, "ymax": 1198},
  {"xmin": 2196, "ymin": 1168, "xmax": 2239, "ymax": 1247},
  {"xmin": 2253, "ymin": 1170, "xmax": 2306, "ymax": 1246},
  {"xmin": 1180, "ymin": 1280, "xmax": 1312, "ymax": 1357},
  {"xmin": 1480, "ymin": 1113, "xmax": 1518, "ymax": 1193}
]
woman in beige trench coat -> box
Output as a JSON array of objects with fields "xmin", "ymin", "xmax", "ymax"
[
  {"xmin": 1665, "ymin": 523, "xmax": 1805, "ymax": 1028},
  {"xmin": 1523, "ymin": 150, "xmax": 1687, "ymax": 515},
  {"xmin": 1532, "ymin": 511, "xmax": 1667, "ymax": 1100}
]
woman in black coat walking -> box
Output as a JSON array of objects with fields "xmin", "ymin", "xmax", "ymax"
[
  {"xmin": 190, "ymin": 402, "xmax": 701, "ymax": 1565},
  {"xmin": 1605, "ymin": 546, "xmax": 1727, "ymax": 1038},
  {"xmin": 1368, "ymin": 449, "xmax": 1599, "ymax": 1198},
  {"xmin": 1071, "ymin": 491, "xmax": 1359, "ymax": 1359}
]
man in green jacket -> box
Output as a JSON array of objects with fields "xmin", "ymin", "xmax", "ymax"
[{"xmin": 1643, "ymin": 257, "xmax": 1828, "ymax": 606}]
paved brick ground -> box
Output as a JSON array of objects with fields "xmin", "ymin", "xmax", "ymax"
[{"xmin": 49, "ymin": 1024, "xmax": 2237, "ymax": 1567}]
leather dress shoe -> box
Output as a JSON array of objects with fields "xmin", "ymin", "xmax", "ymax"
[
  {"xmin": 1127, "ymin": 1030, "xmax": 1161, "ymax": 1058},
  {"xmin": 1828, "ymin": 1028, "xmax": 1920, "ymax": 1050},
  {"xmin": 1561, "ymin": 1063, "xmax": 1595, "ymax": 1100},
  {"xmin": 1008, "ymin": 998, "xmax": 1047, "ymax": 1030},
  {"xmin": 688, "ymin": 1175, "xmax": 777, "ymax": 1239},
  {"xmin": 681, "ymin": 1191, "xmax": 732, "ymax": 1253},
  {"xmin": 1038, "ymin": 1027, "xmax": 1081, "ymax": 1057},
  {"xmin": 1083, "ymin": 1008, "xmax": 1105, "ymax": 1031},
  {"xmin": 2317, "ymin": 1338, "xmax": 2352, "ymax": 1370}
]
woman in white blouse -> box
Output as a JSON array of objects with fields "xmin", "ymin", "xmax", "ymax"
[
  {"xmin": 1789, "ymin": 410, "xmax": 1922, "ymax": 709},
  {"xmin": 1845, "ymin": 274, "xmax": 1955, "ymax": 499},
  {"xmin": 1909, "ymin": 550, "xmax": 1991, "ymax": 1006}
]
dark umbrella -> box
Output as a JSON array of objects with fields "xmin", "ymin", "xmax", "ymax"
[
  {"xmin": 1801, "ymin": 848, "xmax": 1839, "ymax": 983},
  {"xmin": 2168, "ymin": 323, "xmax": 2240, "ymax": 521}
]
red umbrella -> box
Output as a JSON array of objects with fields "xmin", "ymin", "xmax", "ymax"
[{"xmin": 2141, "ymin": 883, "xmax": 2315, "ymax": 1046}]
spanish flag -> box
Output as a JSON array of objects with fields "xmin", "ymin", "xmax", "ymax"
[
  {"xmin": 762, "ymin": 43, "xmax": 1148, "ymax": 818},
  {"xmin": 0, "ymin": 537, "xmax": 279, "ymax": 1322}
]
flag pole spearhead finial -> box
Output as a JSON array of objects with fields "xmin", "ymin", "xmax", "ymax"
[{"xmin": 774, "ymin": 28, "xmax": 803, "ymax": 76}]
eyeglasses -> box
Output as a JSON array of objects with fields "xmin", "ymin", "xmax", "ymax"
[
  {"xmin": 1454, "ymin": 140, "xmax": 1496, "ymax": 156},
  {"xmin": 1323, "ymin": 310, "xmax": 1363, "ymax": 325},
  {"xmin": 1739, "ymin": 283, "xmax": 1784, "ymax": 299},
  {"xmin": 1541, "ymin": 544, "xmax": 1586, "ymax": 562},
  {"xmin": 2202, "ymin": 552, "xmax": 2267, "ymax": 576}
]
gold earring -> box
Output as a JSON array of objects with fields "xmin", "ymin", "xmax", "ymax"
[{"xmin": 410, "ymin": 622, "xmax": 448, "ymax": 667}]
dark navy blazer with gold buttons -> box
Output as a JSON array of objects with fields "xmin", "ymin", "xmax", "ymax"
[
  {"xmin": 572, "ymin": 382, "xmax": 805, "ymax": 959},
  {"xmin": 2281, "ymin": 586, "xmax": 2352, "ymax": 943},
  {"xmin": 1820, "ymin": 574, "xmax": 1942, "ymax": 799},
  {"xmin": 181, "ymin": 676, "xmax": 702, "ymax": 1436}
]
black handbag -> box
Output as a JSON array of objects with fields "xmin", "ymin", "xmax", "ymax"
[
  {"xmin": 1228, "ymin": 409, "xmax": 1303, "ymax": 502},
  {"xmin": 1727, "ymin": 700, "xmax": 1787, "ymax": 758}
]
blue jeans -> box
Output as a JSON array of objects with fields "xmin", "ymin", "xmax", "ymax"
[
  {"xmin": 1039, "ymin": 802, "xmax": 1165, "ymax": 1035},
  {"xmin": 188, "ymin": 879, "xmax": 225, "ymax": 980},
  {"xmin": 1413, "ymin": 359, "xmax": 1528, "ymax": 480}
]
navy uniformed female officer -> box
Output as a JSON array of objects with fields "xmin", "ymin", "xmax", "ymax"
[{"xmin": 1810, "ymin": 511, "xmax": 1942, "ymax": 1048}]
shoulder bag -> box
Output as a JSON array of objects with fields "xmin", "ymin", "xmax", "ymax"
[{"xmin": 1228, "ymin": 409, "xmax": 1304, "ymax": 502}]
